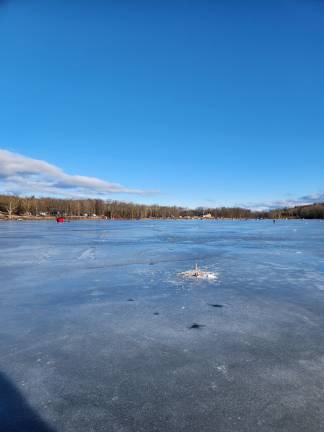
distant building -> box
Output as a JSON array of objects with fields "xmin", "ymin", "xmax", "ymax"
[{"xmin": 202, "ymin": 213, "xmax": 213, "ymax": 219}]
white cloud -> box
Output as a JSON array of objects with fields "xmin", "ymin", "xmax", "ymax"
[
  {"xmin": 242, "ymin": 193, "xmax": 324, "ymax": 211},
  {"xmin": 0, "ymin": 149, "xmax": 149, "ymax": 198}
]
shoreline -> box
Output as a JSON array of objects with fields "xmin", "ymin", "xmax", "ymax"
[{"xmin": 0, "ymin": 216, "xmax": 322, "ymax": 222}]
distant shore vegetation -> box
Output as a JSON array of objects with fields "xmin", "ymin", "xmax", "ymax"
[{"xmin": 0, "ymin": 194, "xmax": 324, "ymax": 220}]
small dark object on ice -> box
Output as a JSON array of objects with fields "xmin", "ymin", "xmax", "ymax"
[
  {"xmin": 149, "ymin": 261, "xmax": 154, "ymax": 265},
  {"xmin": 127, "ymin": 298, "xmax": 135, "ymax": 302},
  {"xmin": 153, "ymin": 312, "xmax": 159, "ymax": 315},
  {"xmin": 189, "ymin": 323, "xmax": 206, "ymax": 329},
  {"xmin": 208, "ymin": 303, "xmax": 223, "ymax": 308}
]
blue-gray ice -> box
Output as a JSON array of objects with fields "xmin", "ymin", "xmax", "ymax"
[{"xmin": 0, "ymin": 220, "xmax": 324, "ymax": 431}]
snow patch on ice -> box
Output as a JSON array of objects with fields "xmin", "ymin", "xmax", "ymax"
[
  {"xmin": 180, "ymin": 265, "xmax": 218, "ymax": 281},
  {"xmin": 78, "ymin": 248, "xmax": 96, "ymax": 260}
]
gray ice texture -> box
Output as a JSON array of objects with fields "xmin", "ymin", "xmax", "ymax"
[{"xmin": 0, "ymin": 219, "xmax": 324, "ymax": 431}]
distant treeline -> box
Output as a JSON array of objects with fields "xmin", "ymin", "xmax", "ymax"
[{"xmin": 0, "ymin": 194, "xmax": 324, "ymax": 219}]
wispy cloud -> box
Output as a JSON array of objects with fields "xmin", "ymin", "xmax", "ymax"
[
  {"xmin": 242, "ymin": 193, "xmax": 324, "ymax": 211},
  {"xmin": 0, "ymin": 149, "xmax": 149, "ymax": 198}
]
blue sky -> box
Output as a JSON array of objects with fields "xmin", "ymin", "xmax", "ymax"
[{"xmin": 0, "ymin": 0, "xmax": 323, "ymax": 209}]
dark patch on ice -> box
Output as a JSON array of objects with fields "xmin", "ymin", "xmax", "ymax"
[
  {"xmin": 127, "ymin": 298, "xmax": 135, "ymax": 302},
  {"xmin": 208, "ymin": 303, "xmax": 223, "ymax": 308},
  {"xmin": 0, "ymin": 372, "xmax": 55, "ymax": 432},
  {"xmin": 189, "ymin": 323, "xmax": 206, "ymax": 329},
  {"xmin": 153, "ymin": 312, "xmax": 159, "ymax": 315}
]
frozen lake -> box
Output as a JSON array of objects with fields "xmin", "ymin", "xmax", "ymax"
[{"xmin": 0, "ymin": 219, "xmax": 324, "ymax": 432}]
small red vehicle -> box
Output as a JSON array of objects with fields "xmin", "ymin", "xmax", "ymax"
[{"xmin": 56, "ymin": 217, "xmax": 65, "ymax": 223}]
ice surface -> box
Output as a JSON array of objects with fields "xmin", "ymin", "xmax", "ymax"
[{"xmin": 0, "ymin": 219, "xmax": 324, "ymax": 431}]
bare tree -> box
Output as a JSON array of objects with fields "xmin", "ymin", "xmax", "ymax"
[{"xmin": 5, "ymin": 196, "xmax": 19, "ymax": 219}]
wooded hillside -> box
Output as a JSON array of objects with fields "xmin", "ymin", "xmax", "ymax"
[{"xmin": 0, "ymin": 195, "xmax": 323, "ymax": 219}]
